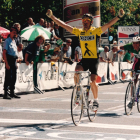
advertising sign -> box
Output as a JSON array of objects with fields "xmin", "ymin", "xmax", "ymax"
[
  {"xmin": 118, "ymin": 26, "xmax": 139, "ymax": 38},
  {"xmin": 15, "ymin": 63, "xmax": 34, "ymax": 92},
  {"xmin": 63, "ymin": 0, "xmax": 100, "ymax": 37}
]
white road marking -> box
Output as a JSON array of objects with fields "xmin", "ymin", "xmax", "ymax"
[
  {"xmin": 0, "ymin": 129, "xmax": 17, "ymax": 134},
  {"xmin": 1, "ymin": 118, "xmax": 140, "ymax": 131}
]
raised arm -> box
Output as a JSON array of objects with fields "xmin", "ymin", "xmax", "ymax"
[
  {"xmin": 46, "ymin": 9, "xmax": 73, "ymax": 33},
  {"xmin": 101, "ymin": 9, "xmax": 125, "ymax": 33}
]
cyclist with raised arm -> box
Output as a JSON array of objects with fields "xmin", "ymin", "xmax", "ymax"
[
  {"xmin": 119, "ymin": 37, "xmax": 140, "ymax": 108},
  {"xmin": 46, "ymin": 9, "xmax": 125, "ymax": 110},
  {"xmin": 119, "ymin": 37, "xmax": 140, "ymax": 84}
]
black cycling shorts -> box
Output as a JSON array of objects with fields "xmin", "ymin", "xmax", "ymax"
[
  {"xmin": 77, "ymin": 58, "xmax": 99, "ymax": 75},
  {"xmin": 132, "ymin": 57, "xmax": 140, "ymax": 71}
]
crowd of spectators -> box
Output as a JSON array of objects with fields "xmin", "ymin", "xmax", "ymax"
[{"xmin": 99, "ymin": 40, "xmax": 135, "ymax": 65}]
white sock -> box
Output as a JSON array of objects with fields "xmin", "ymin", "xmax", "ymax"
[{"xmin": 94, "ymin": 98, "xmax": 98, "ymax": 102}]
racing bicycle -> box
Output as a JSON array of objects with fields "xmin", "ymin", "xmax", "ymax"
[
  {"xmin": 122, "ymin": 69, "xmax": 140, "ymax": 115},
  {"xmin": 65, "ymin": 71, "xmax": 96, "ymax": 126}
]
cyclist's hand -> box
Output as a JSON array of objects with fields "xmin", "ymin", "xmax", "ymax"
[
  {"xmin": 118, "ymin": 9, "xmax": 125, "ymax": 18},
  {"xmin": 46, "ymin": 9, "xmax": 53, "ymax": 18}
]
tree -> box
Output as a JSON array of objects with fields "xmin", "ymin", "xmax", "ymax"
[{"xmin": 101, "ymin": 0, "xmax": 140, "ymax": 40}]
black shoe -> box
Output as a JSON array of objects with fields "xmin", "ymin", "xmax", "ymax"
[
  {"xmin": 92, "ymin": 101, "xmax": 99, "ymax": 111},
  {"xmin": 10, "ymin": 90, "xmax": 21, "ymax": 98},
  {"xmin": 127, "ymin": 101, "xmax": 134, "ymax": 109},
  {"xmin": 3, "ymin": 91, "xmax": 11, "ymax": 100}
]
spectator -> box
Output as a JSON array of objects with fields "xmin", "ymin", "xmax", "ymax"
[
  {"xmin": 47, "ymin": 46, "xmax": 60, "ymax": 62},
  {"xmin": 123, "ymin": 50, "xmax": 132, "ymax": 64},
  {"xmin": 43, "ymin": 20, "xmax": 48, "ymax": 28},
  {"xmin": 99, "ymin": 46, "xmax": 111, "ymax": 63},
  {"xmin": 39, "ymin": 43, "xmax": 51, "ymax": 63},
  {"xmin": 44, "ymin": 21, "xmax": 60, "ymax": 41},
  {"xmin": 3, "ymin": 27, "xmax": 20, "ymax": 99},
  {"xmin": 22, "ymin": 17, "xmax": 33, "ymax": 30},
  {"xmin": 51, "ymin": 21, "xmax": 54, "ymax": 28},
  {"xmin": 65, "ymin": 38, "xmax": 72, "ymax": 58},
  {"xmin": 108, "ymin": 46, "xmax": 118, "ymax": 65},
  {"xmin": 46, "ymin": 22, "xmax": 51, "ymax": 30},
  {"xmin": 54, "ymin": 23, "xmax": 62, "ymax": 38},
  {"xmin": 17, "ymin": 43, "xmax": 23, "ymax": 63},
  {"xmin": 23, "ymin": 35, "xmax": 45, "ymax": 65},
  {"xmin": 36, "ymin": 18, "xmax": 44, "ymax": 27},
  {"xmin": 75, "ymin": 44, "xmax": 82, "ymax": 62},
  {"xmin": 0, "ymin": 34, "xmax": 4, "ymax": 62},
  {"xmin": 13, "ymin": 23, "xmax": 21, "ymax": 46},
  {"xmin": 117, "ymin": 50, "xmax": 124, "ymax": 62}
]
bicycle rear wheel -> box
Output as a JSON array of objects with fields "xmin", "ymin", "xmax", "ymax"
[
  {"xmin": 125, "ymin": 82, "xmax": 134, "ymax": 115},
  {"xmin": 87, "ymin": 89, "xmax": 96, "ymax": 122},
  {"xmin": 71, "ymin": 86, "xmax": 83, "ymax": 126},
  {"xmin": 137, "ymin": 87, "xmax": 140, "ymax": 113}
]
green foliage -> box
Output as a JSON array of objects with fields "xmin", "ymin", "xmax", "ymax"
[
  {"xmin": 0, "ymin": 0, "xmax": 63, "ymax": 29},
  {"xmin": 101, "ymin": 0, "xmax": 140, "ymax": 39}
]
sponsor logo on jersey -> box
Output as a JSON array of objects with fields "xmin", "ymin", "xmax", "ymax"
[
  {"xmin": 80, "ymin": 35, "xmax": 95, "ymax": 41},
  {"xmin": 80, "ymin": 32, "xmax": 85, "ymax": 35}
]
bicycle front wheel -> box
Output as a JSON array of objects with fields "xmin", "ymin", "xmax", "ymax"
[
  {"xmin": 125, "ymin": 82, "xmax": 134, "ymax": 115},
  {"xmin": 71, "ymin": 86, "xmax": 83, "ymax": 126},
  {"xmin": 87, "ymin": 90, "xmax": 96, "ymax": 122}
]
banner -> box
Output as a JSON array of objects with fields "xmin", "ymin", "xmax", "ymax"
[
  {"xmin": 118, "ymin": 38, "xmax": 133, "ymax": 46},
  {"xmin": 15, "ymin": 63, "xmax": 34, "ymax": 92},
  {"xmin": 63, "ymin": 0, "xmax": 100, "ymax": 37},
  {"xmin": 96, "ymin": 62, "xmax": 108, "ymax": 83},
  {"xmin": 120, "ymin": 62, "xmax": 132, "ymax": 80},
  {"xmin": 37, "ymin": 63, "xmax": 58, "ymax": 90},
  {"xmin": 118, "ymin": 26, "xmax": 139, "ymax": 38},
  {"xmin": 0, "ymin": 63, "xmax": 5, "ymax": 94},
  {"xmin": 109, "ymin": 62, "xmax": 119, "ymax": 82},
  {"xmin": 59, "ymin": 62, "xmax": 75, "ymax": 87}
]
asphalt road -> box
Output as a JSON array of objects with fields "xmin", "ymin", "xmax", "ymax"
[{"xmin": 0, "ymin": 82, "xmax": 140, "ymax": 140}]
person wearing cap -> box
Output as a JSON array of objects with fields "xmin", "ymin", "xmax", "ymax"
[
  {"xmin": 108, "ymin": 46, "xmax": 118, "ymax": 65},
  {"xmin": 0, "ymin": 34, "xmax": 4, "ymax": 62},
  {"xmin": 46, "ymin": 8, "xmax": 125, "ymax": 110},
  {"xmin": 119, "ymin": 36, "xmax": 140, "ymax": 109},
  {"xmin": 3, "ymin": 27, "xmax": 20, "ymax": 99},
  {"xmin": 99, "ymin": 46, "xmax": 111, "ymax": 63}
]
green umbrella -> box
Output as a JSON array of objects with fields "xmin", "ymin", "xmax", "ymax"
[{"xmin": 21, "ymin": 25, "xmax": 51, "ymax": 41}]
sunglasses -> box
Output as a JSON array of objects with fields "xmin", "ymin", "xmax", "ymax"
[
  {"xmin": 67, "ymin": 41, "xmax": 72, "ymax": 43},
  {"xmin": 82, "ymin": 18, "xmax": 91, "ymax": 22}
]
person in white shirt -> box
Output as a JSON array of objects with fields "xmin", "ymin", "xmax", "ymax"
[
  {"xmin": 108, "ymin": 46, "xmax": 118, "ymax": 65},
  {"xmin": 100, "ymin": 46, "xmax": 111, "ymax": 63},
  {"xmin": 75, "ymin": 45, "xmax": 82, "ymax": 62},
  {"xmin": 17, "ymin": 43, "xmax": 23, "ymax": 63}
]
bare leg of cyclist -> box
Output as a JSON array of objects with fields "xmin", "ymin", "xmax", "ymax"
[
  {"xmin": 90, "ymin": 74, "xmax": 99, "ymax": 110},
  {"xmin": 90, "ymin": 74, "xmax": 98, "ymax": 99},
  {"xmin": 74, "ymin": 65, "xmax": 84, "ymax": 85}
]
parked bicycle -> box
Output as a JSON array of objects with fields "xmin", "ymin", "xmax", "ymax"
[{"xmin": 65, "ymin": 71, "xmax": 96, "ymax": 126}]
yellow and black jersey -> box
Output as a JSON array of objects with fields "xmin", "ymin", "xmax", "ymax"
[{"xmin": 72, "ymin": 27, "xmax": 103, "ymax": 58}]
